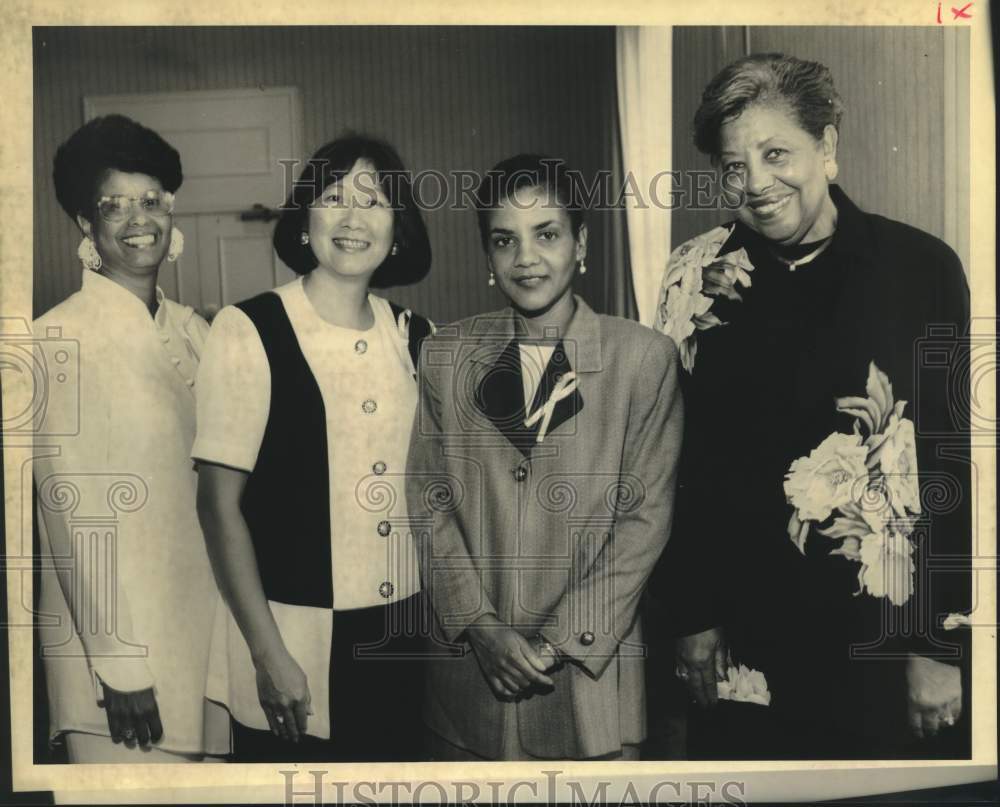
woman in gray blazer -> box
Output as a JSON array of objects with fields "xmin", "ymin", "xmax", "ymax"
[{"xmin": 407, "ymin": 154, "xmax": 684, "ymax": 760}]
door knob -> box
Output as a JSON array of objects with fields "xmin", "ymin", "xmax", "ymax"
[{"xmin": 240, "ymin": 203, "xmax": 282, "ymax": 222}]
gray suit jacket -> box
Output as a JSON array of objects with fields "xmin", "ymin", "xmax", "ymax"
[{"xmin": 406, "ymin": 297, "xmax": 683, "ymax": 759}]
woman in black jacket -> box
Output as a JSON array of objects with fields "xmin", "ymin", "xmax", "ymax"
[{"xmin": 653, "ymin": 53, "xmax": 971, "ymax": 759}]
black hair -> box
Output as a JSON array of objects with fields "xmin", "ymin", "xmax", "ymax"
[
  {"xmin": 693, "ymin": 53, "xmax": 844, "ymax": 158},
  {"xmin": 272, "ymin": 134, "xmax": 431, "ymax": 287},
  {"xmin": 53, "ymin": 114, "xmax": 183, "ymax": 222},
  {"xmin": 474, "ymin": 154, "xmax": 585, "ymax": 251}
]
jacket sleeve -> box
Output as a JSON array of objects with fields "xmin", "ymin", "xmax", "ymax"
[
  {"xmin": 33, "ymin": 334, "xmax": 155, "ymax": 697},
  {"xmin": 646, "ymin": 345, "xmax": 730, "ymax": 639},
  {"xmin": 540, "ymin": 335, "xmax": 684, "ymax": 677},
  {"xmin": 906, "ymin": 243, "xmax": 973, "ymax": 667},
  {"xmin": 407, "ymin": 341, "xmax": 499, "ymax": 643}
]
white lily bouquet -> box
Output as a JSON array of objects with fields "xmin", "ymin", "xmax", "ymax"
[{"xmin": 783, "ymin": 362, "xmax": 921, "ymax": 606}]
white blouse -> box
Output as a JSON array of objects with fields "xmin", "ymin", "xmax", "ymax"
[
  {"xmin": 33, "ymin": 269, "xmax": 229, "ymax": 755},
  {"xmin": 192, "ymin": 278, "xmax": 422, "ymax": 736},
  {"xmin": 519, "ymin": 342, "xmax": 556, "ymax": 408}
]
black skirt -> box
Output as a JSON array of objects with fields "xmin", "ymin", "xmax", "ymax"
[{"xmin": 232, "ymin": 591, "xmax": 429, "ymax": 762}]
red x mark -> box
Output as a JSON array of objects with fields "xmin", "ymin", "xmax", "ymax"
[{"xmin": 952, "ymin": 2, "xmax": 973, "ymax": 19}]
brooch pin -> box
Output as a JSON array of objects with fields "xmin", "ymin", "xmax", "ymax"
[{"xmin": 524, "ymin": 371, "xmax": 578, "ymax": 443}]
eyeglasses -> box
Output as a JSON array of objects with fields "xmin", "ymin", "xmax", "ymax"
[{"xmin": 96, "ymin": 190, "xmax": 175, "ymax": 223}]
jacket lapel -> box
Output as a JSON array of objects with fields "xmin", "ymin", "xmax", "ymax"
[
  {"xmin": 474, "ymin": 337, "xmax": 538, "ymax": 456},
  {"xmin": 525, "ymin": 340, "xmax": 584, "ymax": 442},
  {"xmin": 472, "ymin": 298, "xmax": 601, "ymax": 455}
]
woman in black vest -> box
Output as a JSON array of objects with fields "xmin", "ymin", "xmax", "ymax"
[{"xmin": 193, "ymin": 135, "xmax": 433, "ymax": 762}]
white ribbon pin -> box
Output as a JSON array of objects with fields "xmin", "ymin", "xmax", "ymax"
[{"xmin": 524, "ymin": 371, "xmax": 578, "ymax": 443}]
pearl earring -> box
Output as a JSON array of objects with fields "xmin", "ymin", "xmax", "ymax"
[
  {"xmin": 167, "ymin": 226, "xmax": 185, "ymax": 263},
  {"xmin": 488, "ymin": 271, "xmax": 496, "ymax": 287},
  {"xmin": 300, "ymin": 232, "xmax": 310, "ymax": 245},
  {"xmin": 391, "ymin": 243, "xmax": 399, "ymax": 256},
  {"xmin": 579, "ymin": 259, "xmax": 587, "ymax": 275},
  {"xmin": 77, "ymin": 236, "xmax": 102, "ymax": 271}
]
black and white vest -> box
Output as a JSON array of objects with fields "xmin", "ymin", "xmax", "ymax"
[{"xmin": 234, "ymin": 292, "xmax": 432, "ymax": 608}]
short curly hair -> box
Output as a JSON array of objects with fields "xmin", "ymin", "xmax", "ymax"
[
  {"xmin": 53, "ymin": 114, "xmax": 183, "ymax": 221},
  {"xmin": 474, "ymin": 154, "xmax": 585, "ymax": 252},
  {"xmin": 693, "ymin": 53, "xmax": 844, "ymax": 159},
  {"xmin": 272, "ymin": 135, "xmax": 431, "ymax": 287}
]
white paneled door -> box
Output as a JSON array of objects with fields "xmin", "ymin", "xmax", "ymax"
[{"xmin": 84, "ymin": 88, "xmax": 302, "ymax": 318}]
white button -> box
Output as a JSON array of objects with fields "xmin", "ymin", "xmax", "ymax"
[
  {"xmin": 378, "ymin": 581, "xmax": 394, "ymax": 599},
  {"xmin": 355, "ymin": 339, "xmax": 368, "ymax": 355},
  {"xmin": 362, "ymin": 399, "xmax": 377, "ymax": 414}
]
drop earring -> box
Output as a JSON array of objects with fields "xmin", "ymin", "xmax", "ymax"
[
  {"xmin": 488, "ymin": 271, "xmax": 496, "ymax": 287},
  {"xmin": 167, "ymin": 227, "xmax": 185, "ymax": 262},
  {"xmin": 77, "ymin": 236, "xmax": 102, "ymax": 271},
  {"xmin": 579, "ymin": 259, "xmax": 587, "ymax": 275},
  {"xmin": 300, "ymin": 232, "xmax": 310, "ymax": 245},
  {"xmin": 391, "ymin": 243, "xmax": 399, "ymax": 256}
]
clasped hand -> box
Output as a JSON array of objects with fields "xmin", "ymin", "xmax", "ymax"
[
  {"xmin": 467, "ymin": 615, "xmax": 559, "ymax": 701},
  {"xmin": 674, "ymin": 627, "xmax": 729, "ymax": 707},
  {"xmin": 101, "ymin": 682, "xmax": 163, "ymax": 748}
]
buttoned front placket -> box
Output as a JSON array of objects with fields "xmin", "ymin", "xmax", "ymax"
[
  {"xmin": 153, "ymin": 292, "xmax": 199, "ymax": 395},
  {"xmin": 354, "ymin": 328, "xmax": 397, "ymax": 601}
]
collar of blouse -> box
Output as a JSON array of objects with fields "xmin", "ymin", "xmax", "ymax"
[
  {"xmin": 470, "ymin": 294, "xmax": 604, "ymax": 375},
  {"xmin": 80, "ymin": 268, "xmax": 169, "ymax": 329}
]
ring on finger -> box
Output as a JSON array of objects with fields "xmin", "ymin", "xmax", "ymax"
[{"xmin": 122, "ymin": 728, "xmax": 135, "ymax": 741}]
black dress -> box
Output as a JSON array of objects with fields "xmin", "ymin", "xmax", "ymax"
[{"xmin": 651, "ymin": 185, "xmax": 972, "ymax": 759}]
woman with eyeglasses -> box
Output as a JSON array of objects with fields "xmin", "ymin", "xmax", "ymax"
[{"xmin": 33, "ymin": 114, "xmax": 229, "ymax": 762}]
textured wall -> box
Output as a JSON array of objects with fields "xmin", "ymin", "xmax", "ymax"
[
  {"xmin": 670, "ymin": 26, "xmax": 969, "ymax": 273},
  {"xmin": 33, "ymin": 26, "xmax": 622, "ymax": 321},
  {"xmin": 36, "ymin": 27, "xmax": 965, "ymax": 319}
]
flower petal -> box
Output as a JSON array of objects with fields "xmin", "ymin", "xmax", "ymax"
[
  {"xmin": 818, "ymin": 517, "xmax": 869, "ymax": 540},
  {"xmin": 836, "ymin": 396, "xmax": 879, "ymax": 435},
  {"xmin": 943, "ymin": 613, "xmax": 972, "ymax": 630},
  {"xmin": 829, "ymin": 536, "xmax": 862, "ymax": 560}
]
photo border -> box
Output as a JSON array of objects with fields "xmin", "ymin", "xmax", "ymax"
[{"xmin": 2, "ymin": 0, "xmax": 995, "ymax": 801}]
